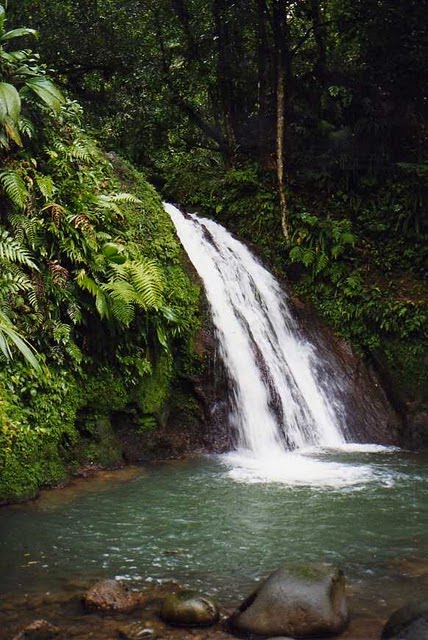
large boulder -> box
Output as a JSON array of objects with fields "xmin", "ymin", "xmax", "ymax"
[
  {"xmin": 12, "ymin": 620, "xmax": 60, "ymax": 640},
  {"xmin": 160, "ymin": 590, "xmax": 219, "ymax": 627},
  {"xmin": 382, "ymin": 600, "xmax": 428, "ymax": 639},
  {"xmin": 83, "ymin": 579, "xmax": 143, "ymax": 613},
  {"xmin": 229, "ymin": 564, "xmax": 348, "ymax": 638}
]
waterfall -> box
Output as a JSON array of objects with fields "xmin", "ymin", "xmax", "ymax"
[{"xmin": 165, "ymin": 203, "xmax": 348, "ymax": 464}]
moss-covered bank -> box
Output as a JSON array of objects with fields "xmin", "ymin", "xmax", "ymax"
[{"xmin": 0, "ymin": 108, "xmax": 204, "ymax": 503}]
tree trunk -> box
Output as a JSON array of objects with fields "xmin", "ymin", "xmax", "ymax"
[
  {"xmin": 276, "ymin": 58, "xmax": 288, "ymax": 240},
  {"xmin": 272, "ymin": 0, "xmax": 290, "ymax": 241}
]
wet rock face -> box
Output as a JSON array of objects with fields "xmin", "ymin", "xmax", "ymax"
[
  {"xmin": 229, "ymin": 563, "xmax": 349, "ymax": 638},
  {"xmin": 83, "ymin": 579, "xmax": 143, "ymax": 613},
  {"xmin": 382, "ymin": 600, "xmax": 428, "ymax": 639},
  {"xmin": 12, "ymin": 619, "xmax": 60, "ymax": 640},
  {"xmin": 292, "ymin": 299, "xmax": 402, "ymax": 446},
  {"xmin": 160, "ymin": 590, "xmax": 220, "ymax": 627}
]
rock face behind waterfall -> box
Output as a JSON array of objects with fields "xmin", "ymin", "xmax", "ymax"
[{"xmin": 291, "ymin": 298, "xmax": 402, "ymax": 445}]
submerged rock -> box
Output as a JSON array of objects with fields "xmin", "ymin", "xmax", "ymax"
[
  {"xmin": 118, "ymin": 623, "xmax": 157, "ymax": 639},
  {"xmin": 12, "ymin": 619, "xmax": 60, "ymax": 640},
  {"xmin": 83, "ymin": 579, "xmax": 142, "ymax": 613},
  {"xmin": 382, "ymin": 600, "xmax": 428, "ymax": 639},
  {"xmin": 229, "ymin": 563, "xmax": 348, "ymax": 637},
  {"xmin": 160, "ymin": 590, "xmax": 219, "ymax": 627}
]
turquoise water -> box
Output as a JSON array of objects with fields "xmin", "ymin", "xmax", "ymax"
[{"xmin": 0, "ymin": 451, "xmax": 427, "ymax": 603}]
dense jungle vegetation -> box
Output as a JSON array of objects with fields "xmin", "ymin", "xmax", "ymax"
[{"xmin": 1, "ymin": 0, "xmax": 427, "ymax": 500}]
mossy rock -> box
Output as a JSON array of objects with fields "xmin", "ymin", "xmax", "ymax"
[
  {"xmin": 161, "ymin": 590, "xmax": 219, "ymax": 627},
  {"xmin": 229, "ymin": 563, "xmax": 348, "ymax": 638}
]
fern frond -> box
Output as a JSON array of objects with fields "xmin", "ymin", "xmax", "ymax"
[
  {"xmin": 94, "ymin": 195, "xmax": 122, "ymax": 217},
  {"xmin": 0, "ymin": 169, "xmax": 28, "ymax": 209},
  {"xmin": 35, "ymin": 173, "xmax": 54, "ymax": 200},
  {"xmin": 69, "ymin": 139, "xmax": 96, "ymax": 163},
  {"xmin": 18, "ymin": 116, "xmax": 35, "ymax": 139},
  {"xmin": 27, "ymin": 288, "xmax": 40, "ymax": 311},
  {"xmin": 108, "ymin": 295, "xmax": 134, "ymax": 326},
  {"xmin": 0, "ymin": 228, "xmax": 37, "ymax": 268},
  {"xmin": 8, "ymin": 213, "xmax": 41, "ymax": 247},
  {"xmin": 75, "ymin": 270, "xmax": 99, "ymax": 296},
  {"xmin": 103, "ymin": 279, "xmax": 136, "ymax": 303},
  {"xmin": 128, "ymin": 259, "xmax": 163, "ymax": 309},
  {"xmin": 103, "ymin": 192, "xmax": 141, "ymax": 205},
  {"xmin": 67, "ymin": 302, "xmax": 82, "ymax": 325},
  {"xmin": 1, "ymin": 267, "xmax": 33, "ymax": 292},
  {"xmin": 52, "ymin": 321, "xmax": 71, "ymax": 345}
]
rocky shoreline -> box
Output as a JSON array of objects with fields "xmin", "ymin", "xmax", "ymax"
[{"xmin": 3, "ymin": 566, "xmax": 427, "ymax": 640}]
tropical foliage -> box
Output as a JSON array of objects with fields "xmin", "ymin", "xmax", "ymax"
[{"xmin": 0, "ymin": 5, "xmax": 201, "ymax": 502}]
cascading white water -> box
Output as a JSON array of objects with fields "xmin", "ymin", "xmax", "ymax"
[{"xmin": 165, "ymin": 203, "xmax": 386, "ymax": 485}]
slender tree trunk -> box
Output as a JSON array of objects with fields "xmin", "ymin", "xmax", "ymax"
[
  {"xmin": 276, "ymin": 54, "xmax": 288, "ymax": 240},
  {"xmin": 272, "ymin": 0, "xmax": 290, "ymax": 241}
]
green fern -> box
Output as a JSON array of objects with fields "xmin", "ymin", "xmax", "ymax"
[
  {"xmin": 8, "ymin": 213, "xmax": 41, "ymax": 248},
  {"xmin": 94, "ymin": 192, "xmax": 142, "ymax": 219},
  {"xmin": 127, "ymin": 259, "xmax": 163, "ymax": 309},
  {"xmin": 0, "ymin": 228, "xmax": 37, "ymax": 268},
  {"xmin": 0, "ymin": 169, "xmax": 28, "ymax": 209},
  {"xmin": 108, "ymin": 293, "xmax": 134, "ymax": 326},
  {"xmin": 76, "ymin": 270, "xmax": 99, "ymax": 296},
  {"xmin": 18, "ymin": 116, "xmax": 35, "ymax": 139},
  {"xmin": 35, "ymin": 173, "xmax": 55, "ymax": 200},
  {"xmin": 66, "ymin": 302, "xmax": 82, "ymax": 325},
  {"xmin": 51, "ymin": 321, "xmax": 72, "ymax": 345},
  {"xmin": 70, "ymin": 139, "xmax": 97, "ymax": 162},
  {"xmin": 1, "ymin": 267, "xmax": 33, "ymax": 293}
]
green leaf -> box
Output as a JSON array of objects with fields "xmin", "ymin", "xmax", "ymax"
[
  {"xmin": 0, "ymin": 311, "xmax": 41, "ymax": 372},
  {"xmin": 0, "ymin": 170, "xmax": 28, "ymax": 209},
  {"xmin": 3, "ymin": 115, "xmax": 22, "ymax": 146},
  {"xmin": 24, "ymin": 76, "xmax": 64, "ymax": 113},
  {"xmin": 0, "ymin": 228, "xmax": 37, "ymax": 267},
  {"xmin": 0, "ymin": 82, "xmax": 21, "ymax": 123},
  {"xmin": 0, "ymin": 5, "xmax": 5, "ymax": 33},
  {"xmin": 102, "ymin": 242, "xmax": 126, "ymax": 263},
  {"xmin": 0, "ymin": 27, "xmax": 38, "ymax": 42},
  {"xmin": 156, "ymin": 323, "xmax": 169, "ymax": 349},
  {"xmin": 35, "ymin": 174, "xmax": 54, "ymax": 199},
  {"xmin": 289, "ymin": 246, "xmax": 303, "ymax": 262},
  {"xmin": 95, "ymin": 289, "xmax": 109, "ymax": 319}
]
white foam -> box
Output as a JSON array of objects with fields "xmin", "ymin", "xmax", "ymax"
[
  {"xmin": 219, "ymin": 449, "xmax": 397, "ymax": 488},
  {"xmin": 299, "ymin": 443, "xmax": 400, "ymax": 455}
]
